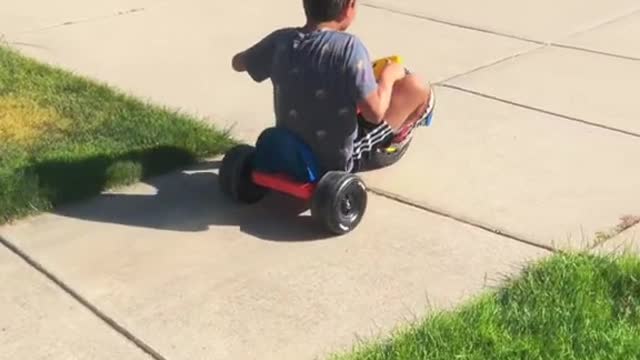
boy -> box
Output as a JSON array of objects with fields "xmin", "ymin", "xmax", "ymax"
[{"xmin": 232, "ymin": 0, "xmax": 432, "ymax": 174}]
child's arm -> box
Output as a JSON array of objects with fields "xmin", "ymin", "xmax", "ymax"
[
  {"xmin": 231, "ymin": 36, "xmax": 273, "ymax": 82},
  {"xmin": 359, "ymin": 61, "xmax": 405, "ymax": 124},
  {"xmin": 231, "ymin": 28, "xmax": 290, "ymax": 82},
  {"xmin": 345, "ymin": 39, "xmax": 405, "ymax": 125}
]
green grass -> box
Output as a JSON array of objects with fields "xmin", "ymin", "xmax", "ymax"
[
  {"xmin": 0, "ymin": 45, "xmax": 234, "ymax": 223},
  {"xmin": 332, "ymin": 252, "xmax": 640, "ymax": 360}
]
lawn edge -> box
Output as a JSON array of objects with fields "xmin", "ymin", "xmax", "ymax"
[
  {"xmin": 327, "ymin": 250, "xmax": 640, "ymax": 360},
  {"xmin": 0, "ymin": 44, "xmax": 238, "ymax": 225}
]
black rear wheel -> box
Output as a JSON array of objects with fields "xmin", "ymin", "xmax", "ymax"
[{"xmin": 219, "ymin": 144, "xmax": 267, "ymax": 204}]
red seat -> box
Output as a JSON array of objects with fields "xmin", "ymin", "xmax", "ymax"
[{"xmin": 252, "ymin": 171, "xmax": 316, "ymax": 200}]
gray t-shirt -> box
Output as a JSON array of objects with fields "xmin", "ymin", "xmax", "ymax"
[{"xmin": 243, "ymin": 27, "xmax": 378, "ymax": 172}]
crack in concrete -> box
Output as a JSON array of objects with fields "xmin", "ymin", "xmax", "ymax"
[
  {"xmin": 558, "ymin": 7, "xmax": 640, "ymax": 40},
  {"xmin": 4, "ymin": 41, "xmax": 51, "ymax": 50},
  {"xmin": 0, "ymin": 235, "xmax": 167, "ymax": 360},
  {"xmin": 368, "ymin": 187, "xmax": 556, "ymax": 253},
  {"xmin": 589, "ymin": 215, "xmax": 640, "ymax": 250},
  {"xmin": 437, "ymin": 83, "xmax": 640, "ymax": 140},
  {"xmin": 16, "ymin": 7, "xmax": 146, "ymax": 35}
]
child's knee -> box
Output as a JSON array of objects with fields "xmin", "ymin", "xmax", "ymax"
[
  {"xmin": 397, "ymin": 74, "xmax": 430, "ymax": 102},
  {"xmin": 411, "ymin": 74, "xmax": 430, "ymax": 95}
]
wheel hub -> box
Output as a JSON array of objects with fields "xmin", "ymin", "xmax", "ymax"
[{"xmin": 341, "ymin": 196, "xmax": 353, "ymax": 215}]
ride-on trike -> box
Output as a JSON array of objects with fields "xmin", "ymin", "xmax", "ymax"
[{"xmin": 219, "ymin": 56, "xmax": 435, "ymax": 235}]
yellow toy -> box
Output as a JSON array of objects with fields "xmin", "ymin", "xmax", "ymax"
[{"xmin": 372, "ymin": 55, "xmax": 404, "ymax": 80}]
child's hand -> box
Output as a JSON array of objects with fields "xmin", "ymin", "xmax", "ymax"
[{"xmin": 380, "ymin": 60, "xmax": 406, "ymax": 83}]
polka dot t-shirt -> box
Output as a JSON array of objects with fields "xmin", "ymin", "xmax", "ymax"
[{"xmin": 242, "ymin": 27, "xmax": 378, "ymax": 172}]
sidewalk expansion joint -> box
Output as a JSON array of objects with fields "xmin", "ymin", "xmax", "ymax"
[
  {"xmin": 437, "ymin": 83, "xmax": 640, "ymax": 140},
  {"xmin": 361, "ymin": 2, "xmax": 640, "ymax": 63},
  {"xmin": 0, "ymin": 235, "xmax": 168, "ymax": 360},
  {"xmin": 435, "ymin": 45, "xmax": 547, "ymax": 85},
  {"xmin": 368, "ymin": 187, "xmax": 555, "ymax": 253},
  {"xmin": 548, "ymin": 43, "xmax": 640, "ymax": 62},
  {"xmin": 361, "ymin": 2, "xmax": 544, "ymax": 45}
]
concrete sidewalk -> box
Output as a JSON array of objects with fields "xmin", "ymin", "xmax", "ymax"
[
  {"xmin": 2, "ymin": 0, "xmax": 640, "ymax": 359},
  {"xmin": 0, "ymin": 244, "xmax": 149, "ymax": 360},
  {"xmin": 0, "ymin": 164, "xmax": 546, "ymax": 360}
]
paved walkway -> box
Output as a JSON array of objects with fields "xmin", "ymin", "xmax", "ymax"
[{"xmin": 1, "ymin": 1, "xmax": 639, "ymax": 359}]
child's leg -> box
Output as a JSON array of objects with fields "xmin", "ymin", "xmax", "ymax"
[{"xmin": 383, "ymin": 74, "xmax": 432, "ymax": 131}]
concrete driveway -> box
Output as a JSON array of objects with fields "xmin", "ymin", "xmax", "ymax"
[{"xmin": 1, "ymin": 1, "xmax": 639, "ymax": 359}]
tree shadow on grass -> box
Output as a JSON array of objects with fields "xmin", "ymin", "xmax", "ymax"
[
  {"xmin": 41, "ymin": 149, "xmax": 332, "ymax": 242},
  {"xmin": 33, "ymin": 145, "xmax": 199, "ymax": 205}
]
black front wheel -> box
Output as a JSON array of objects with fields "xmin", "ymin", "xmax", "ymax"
[
  {"xmin": 311, "ymin": 171, "xmax": 368, "ymax": 235},
  {"xmin": 219, "ymin": 144, "xmax": 267, "ymax": 204}
]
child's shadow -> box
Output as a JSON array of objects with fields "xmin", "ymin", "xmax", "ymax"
[{"xmin": 53, "ymin": 161, "xmax": 332, "ymax": 242}]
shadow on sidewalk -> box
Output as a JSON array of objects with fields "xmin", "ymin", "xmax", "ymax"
[{"xmin": 52, "ymin": 160, "xmax": 332, "ymax": 242}]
